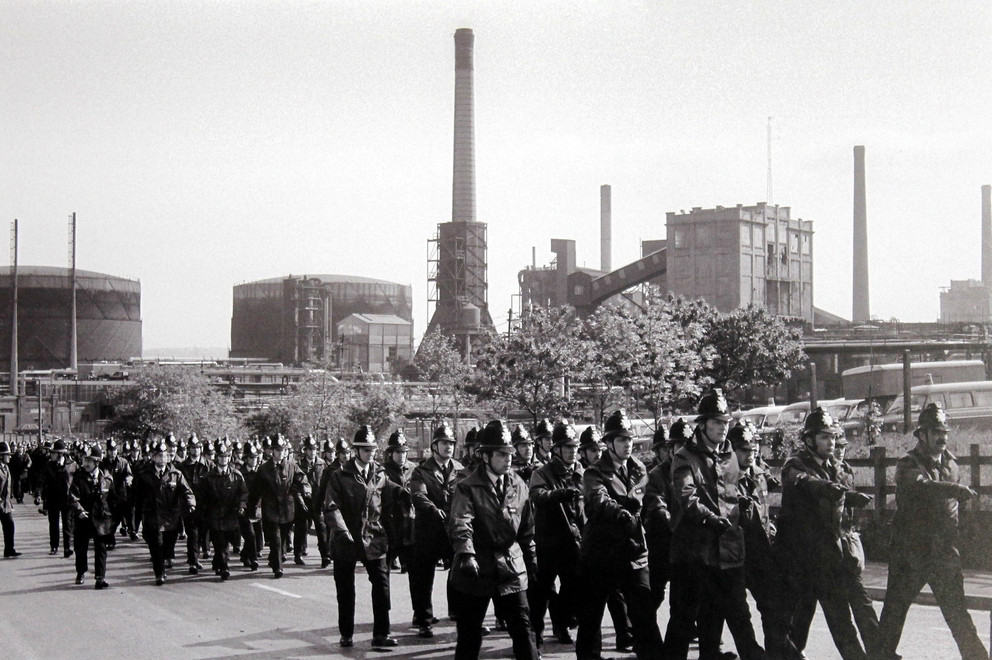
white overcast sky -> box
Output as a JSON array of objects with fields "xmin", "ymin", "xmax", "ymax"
[{"xmin": 2, "ymin": 1, "xmax": 991, "ymax": 351}]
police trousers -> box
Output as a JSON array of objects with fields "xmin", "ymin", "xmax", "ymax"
[
  {"xmin": 879, "ymin": 553, "xmax": 988, "ymax": 660},
  {"xmin": 576, "ymin": 559, "xmax": 664, "ymax": 660},
  {"xmin": 455, "ymin": 589, "xmax": 538, "ymax": 660},
  {"xmin": 73, "ymin": 518, "xmax": 109, "ymax": 579},
  {"xmin": 333, "ymin": 549, "xmax": 391, "ymax": 639},
  {"xmin": 144, "ymin": 528, "xmax": 180, "ymax": 579}
]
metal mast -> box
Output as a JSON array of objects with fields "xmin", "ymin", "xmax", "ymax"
[
  {"xmin": 69, "ymin": 212, "xmax": 78, "ymax": 370},
  {"xmin": 9, "ymin": 220, "xmax": 17, "ymax": 397}
]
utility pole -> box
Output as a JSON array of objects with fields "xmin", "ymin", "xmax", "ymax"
[
  {"xmin": 10, "ymin": 220, "xmax": 18, "ymax": 426},
  {"xmin": 68, "ymin": 213, "xmax": 78, "ymax": 370}
]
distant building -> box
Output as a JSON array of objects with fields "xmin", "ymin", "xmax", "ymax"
[
  {"xmin": 666, "ymin": 203, "xmax": 813, "ymax": 321},
  {"xmin": 337, "ymin": 314, "xmax": 413, "ymax": 374},
  {"xmin": 940, "ymin": 279, "xmax": 992, "ymax": 323}
]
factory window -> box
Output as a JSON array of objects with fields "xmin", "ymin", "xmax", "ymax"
[
  {"xmin": 802, "ymin": 234, "xmax": 811, "ymax": 254},
  {"xmin": 791, "ymin": 232, "xmax": 800, "ymax": 252},
  {"xmin": 696, "ymin": 224, "xmax": 713, "ymax": 248},
  {"xmin": 740, "ymin": 226, "xmax": 751, "ymax": 247},
  {"xmin": 673, "ymin": 227, "xmax": 689, "ymax": 249}
]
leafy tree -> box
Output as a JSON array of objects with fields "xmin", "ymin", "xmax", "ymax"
[
  {"xmin": 281, "ymin": 369, "xmax": 356, "ymax": 440},
  {"xmin": 348, "ymin": 380, "xmax": 409, "ymax": 440},
  {"xmin": 244, "ymin": 404, "xmax": 295, "ymax": 440},
  {"xmin": 103, "ymin": 366, "xmax": 242, "ymax": 440},
  {"xmin": 413, "ymin": 327, "xmax": 476, "ymax": 422},
  {"xmin": 703, "ymin": 304, "xmax": 807, "ymax": 395},
  {"xmin": 575, "ymin": 304, "xmax": 641, "ymax": 423},
  {"xmin": 472, "ymin": 305, "xmax": 581, "ymax": 423}
]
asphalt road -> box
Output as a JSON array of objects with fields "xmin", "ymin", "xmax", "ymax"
[{"xmin": 0, "ymin": 503, "xmax": 987, "ymax": 659}]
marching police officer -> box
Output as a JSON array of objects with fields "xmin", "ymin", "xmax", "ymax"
[
  {"xmin": 878, "ymin": 402, "xmax": 987, "ymax": 660},
  {"xmin": 666, "ymin": 390, "xmax": 764, "ymax": 660},
  {"xmin": 100, "ymin": 439, "xmax": 132, "ymax": 547},
  {"xmin": 238, "ymin": 443, "xmax": 262, "ymax": 570},
  {"xmin": 449, "ymin": 419, "xmax": 540, "ymax": 660},
  {"xmin": 68, "ymin": 444, "xmax": 117, "ymax": 589},
  {"xmin": 643, "ymin": 422, "xmax": 684, "ymax": 611},
  {"xmin": 42, "ymin": 439, "xmax": 76, "ymax": 557},
  {"xmin": 201, "ymin": 440, "xmax": 248, "ymax": 580},
  {"xmin": 324, "ymin": 425, "xmax": 403, "ymax": 649},
  {"xmin": 409, "ymin": 422, "xmax": 463, "ymax": 638},
  {"xmin": 133, "ymin": 440, "xmax": 196, "ymax": 585},
  {"xmin": 778, "ymin": 407, "xmax": 879, "ymax": 660},
  {"xmin": 578, "ymin": 426, "xmax": 604, "ymax": 469},
  {"xmin": 511, "ymin": 424, "xmax": 538, "ymax": 483},
  {"xmin": 247, "ymin": 435, "xmax": 310, "ymax": 578},
  {"xmin": 294, "ymin": 435, "xmax": 324, "ymax": 566},
  {"xmin": 576, "ymin": 409, "xmax": 664, "ymax": 660},
  {"xmin": 532, "ymin": 418, "xmax": 553, "ymax": 466},
  {"xmin": 180, "ymin": 434, "xmax": 212, "ymax": 574},
  {"xmin": 382, "ymin": 429, "xmax": 415, "ymax": 573},
  {"xmin": 528, "ymin": 419, "xmax": 584, "ymax": 648},
  {"xmin": 1, "ymin": 441, "xmax": 22, "ymax": 558}
]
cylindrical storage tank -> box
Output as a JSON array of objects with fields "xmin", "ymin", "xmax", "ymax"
[
  {"xmin": 0, "ymin": 266, "xmax": 141, "ymax": 371},
  {"xmin": 459, "ymin": 303, "xmax": 481, "ymax": 328}
]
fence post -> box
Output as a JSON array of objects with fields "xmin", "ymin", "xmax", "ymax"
[
  {"xmin": 971, "ymin": 443, "xmax": 982, "ymax": 513},
  {"xmin": 872, "ymin": 446, "xmax": 887, "ymax": 521}
]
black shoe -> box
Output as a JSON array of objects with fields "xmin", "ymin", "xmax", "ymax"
[
  {"xmin": 120, "ymin": 528, "xmax": 128, "ymax": 537},
  {"xmin": 49, "ymin": 548, "xmax": 58, "ymax": 555},
  {"xmin": 164, "ymin": 559, "xmax": 172, "ymax": 569},
  {"xmin": 75, "ymin": 573, "xmax": 84, "ymax": 585},
  {"xmin": 294, "ymin": 556, "xmax": 305, "ymax": 566},
  {"xmin": 189, "ymin": 565, "xmax": 199, "ymax": 575},
  {"xmin": 129, "ymin": 532, "xmax": 138, "ymax": 541},
  {"xmin": 339, "ymin": 637, "xmax": 353, "ymax": 648},
  {"xmin": 273, "ymin": 569, "xmax": 283, "ymax": 579},
  {"xmin": 554, "ymin": 628, "xmax": 574, "ymax": 644},
  {"xmin": 302, "ymin": 549, "xmax": 309, "ymax": 557},
  {"xmin": 418, "ymin": 625, "xmax": 434, "ymax": 639},
  {"xmin": 321, "ymin": 557, "xmax": 331, "ymax": 568},
  {"xmin": 494, "ymin": 618, "xmax": 508, "ymax": 631},
  {"xmin": 481, "ymin": 625, "xmax": 491, "ymax": 636},
  {"xmin": 64, "ymin": 550, "xmax": 73, "ymax": 558},
  {"xmin": 95, "ymin": 579, "xmax": 109, "ymax": 590},
  {"xmin": 107, "ymin": 541, "xmax": 116, "ymax": 550},
  {"xmin": 249, "ymin": 561, "xmax": 259, "ymax": 571},
  {"xmin": 3, "ymin": 550, "xmax": 21, "ymax": 558},
  {"xmin": 220, "ymin": 570, "xmax": 230, "ymax": 581},
  {"xmin": 155, "ymin": 575, "xmax": 166, "ymax": 586},
  {"xmin": 615, "ymin": 636, "xmax": 635, "ymax": 653},
  {"xmin": 371, "ymin": 635, "xmax": 398, "ymax": 648}
]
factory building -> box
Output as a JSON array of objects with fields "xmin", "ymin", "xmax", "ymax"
[
  {"xmin": 940, "ymin": 185, "xmax": 992, "ymax": 323},
  {"xmin": 337, "ymin": 313, "xmax": 414, "ymax": 373},
  {"xmin": 0, "ymin": 266, "xmax": 141, "ymax": 372},
  {"xmin": 666, "ymin": 203, "xmax": 813, "ymax": 321},
  {"xmin": 230, "ymin": 275, "xmax": 413, "ymax": 366}
]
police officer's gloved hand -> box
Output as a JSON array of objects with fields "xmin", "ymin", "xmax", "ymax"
[
  {"xmin": 954, "ymin": 484, "xmax": 978, "ymax": 501},
  {"xmin": 460, "ymin": 554, "xmax": 480, "ymax": 579},
  {"xmin": 826, "ymin": 482, "xmax": 848, "ymax": 502},
  {"xmin": 847, "ymin": 491, "xmax": 874, "ymax": 507},
  {"xmin": 551, "ymin": 488, "xmax": 573, "ymax": 504},
  {"xmin": 737, "ymin": 495, "xmax": 753, "ymax": 512},
  {"xmin": 566, "ymin": 488, "xmax": 582, "ymax": 504},
  {"xmin": 436, "ymin": 509, "xmax": 448, "ymax": 523},
  {"xmin": 708, "ymin": 516, "xmax": 733, "ymax": 533},
  {"xmin": 617, "ymin": 496, "xmax": 641, "ymax": 514},
  {"xmin": 617, "ymin": 509, "xmax": 636, "ymax": 527}
]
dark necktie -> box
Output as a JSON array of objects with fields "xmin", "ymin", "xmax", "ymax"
[
  {"xmin": 495, "ymin": 477, "xmax": 505, "ymax": 502},
  {"xmin": 618, "ymin": 464, "xmax": 629, "ymax": 489},
  {"xmin": 441, "ymin": 462, "xmax": 451, "ymax": 481}
]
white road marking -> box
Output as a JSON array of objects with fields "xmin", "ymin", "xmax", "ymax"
[{"xmin": 251, "ymin": 583, "xmax": 302, "ymax": 598}]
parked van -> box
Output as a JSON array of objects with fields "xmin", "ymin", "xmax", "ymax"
[
  {"xmin": 736, "ymin": 405, "xmax": 787, "ymax": 441},
  {"xmin": 882, "ymin": 381, "xmax": 992, "ymax": 431}
]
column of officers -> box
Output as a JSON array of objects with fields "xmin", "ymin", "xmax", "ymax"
[{"xmin": 1, "ymin": 391, "xmax": 985, "ymax": 660}]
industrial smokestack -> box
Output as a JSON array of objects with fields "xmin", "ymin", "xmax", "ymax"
[
  {"xmin": 982, "ymin": 184, "xmax": 991, "ymax": 284},
  {"xmin": 69, "ymin": 212, "xmax": 78, "ymax": 370},
  {"xmin": 452, "ymin": 28, "xmax": 475, "ymax": 224},
  {"xmin": 9, "ymin": 219, "xmax": 17, "ymax": 398},
  {"xmin": 852, "ymin": 145, "xmax": 870, "ymax": 322},
  {"xmin": 601, "ymin": 185, "xmax": 612, "ymax": 272}
]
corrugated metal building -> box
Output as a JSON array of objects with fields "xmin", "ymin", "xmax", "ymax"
[{"xmin": 337, "ymin": 313, "xmax": 413, "ymax": 373}]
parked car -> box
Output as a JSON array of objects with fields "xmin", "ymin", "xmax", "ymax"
[{"xmin": 736, "ymin": 404, "xmax": 787, "ymax": 442}]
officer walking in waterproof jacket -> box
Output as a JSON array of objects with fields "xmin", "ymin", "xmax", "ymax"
[
  {"xmin": 42, "ymin": 439, "xmax": 77, "ymax": 557},
  {"xmin": 878, "ymin": 402, "xmax": 988, "ymax": 660},
  {"xmin": 777, "ymin": 408, "xmax": 880, "ymax": 660},
  {"xmin": 179, "ymin": 435, "xmax": 212, "ymax": 574},
  {"xmin": 381, "ymin": 429, "xmax": 415, "ymax": 574},
  {"xmin": 666, "ymin": 390, "xmax": 764, "ymax": 660},
  {"xmin": 0, "ymin": 441, "xmax": 22, "ymax": 558},
  {"xmin": 528, "ymin": 419, "xmax": 585, "ymax": 649},
  {"xmin": 408, "ymin": 422, "xmax": 463, "ymax": 638},
  {"xmin": 510, "ymin": 425, "xmax": 538, "ymax": 484},
  {"xmin": 133, "ymin": 440, "xmax": 196, "ymax": 585},
  {"xmin": 238, "ymin": 443, "xmax": 262, "ymax": 570},
  {"xmin": 643, "ymin": 422, "xmax": 680, "ymax": 610},
  {"xmin": 100, "ymin": 439, "xmax": 132, "ymax": 546},
  {"xmin": 731, "ymin": 421, "xmax": 797, "ymax": 660},
  {"xmin": 576, "ymin": 409, "xmax": 665, "ymax": 660},
  {"xmin": 68, "ymin": 444, "xmax": 117, "ymax": 589},
  {"xmin": 448, "ymin": 419, "xmax": 540, "ymax": 660},
  {"xmin": 201, "ymin": 440, "xmax": 249, "ymax": 581},
  {"xmin": 247, "ymin": 435, "xmax": 310, "ymax": 579},
  {"xmin": 324, "ymin": 425, "xmax": 405, "ymax": 650},
  {"xmin": 294, "ymin": 435, "xmax": 325, "ymax": 566}
]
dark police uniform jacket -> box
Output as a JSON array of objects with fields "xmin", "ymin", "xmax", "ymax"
[
  {"xmin": 410, "ymin": 455, "xmax": 463, "ymax": 556},
  {"xmin": 68, "ymin": 468, "xmax": 118, "ymax": 536},
  {"xmin": 324, "ymin": 458, "xmax": 403, "ymax": 562},
  {"xmin": 201, "ymin": 467, "xmax": 248, "ymax": 531},
  {"xmin": 581, "ymin": 450, "xmax": 649, "ymax": 570},
  {"xmin": 134, "ymin": 465, "xmax": 195, "ymax": 532},
  {"xmin": 248, "ymin": 458, "xmax": 310, "ymax": 524},
  {"xmin": 528, "ymin": 457, "xmax": 584, "ymax": 553}
]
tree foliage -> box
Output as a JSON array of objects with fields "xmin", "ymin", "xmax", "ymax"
[
  {"xmin": 473, "ymin": 305, "xmax": 580, "ymax": 422},
  {"xmin": 103, "ymin": 367, "xmax": 242, "ymax": 440},
  {"xmin": 413, "ymin": 327, "xmax": 476, "ymax": 421},
  {"xmin": 702, "ymin": 304, "xmax": 807, "ymax": 394}
]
